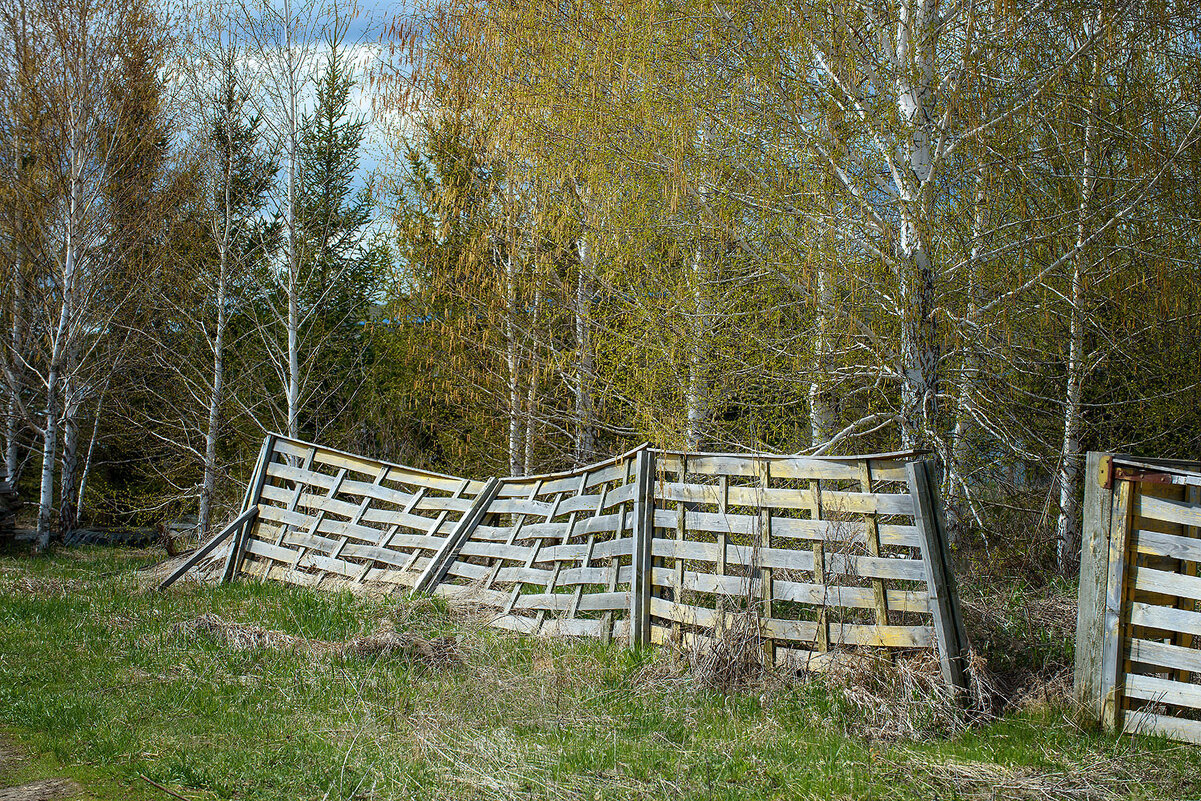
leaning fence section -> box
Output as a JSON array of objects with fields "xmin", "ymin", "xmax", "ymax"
[
  {"xmin": 425, "ymin": 447, "xmax": 649, "ymax": 643},
  {"xmin": 644, "ymin": 451, "xmax": 965, "ymax": 680},
  {"xmin": 231, "ymin": 435, "xmax": 490, "ymax": 593},
  {"xmin": 166, "ymin": 435, "xmax": 968, "ymax": 690},
  {"xmin": 1076, "ymin": 452, "xmax": 1201, "ymax": 745}
]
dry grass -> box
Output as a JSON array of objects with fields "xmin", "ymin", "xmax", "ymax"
[
  {"xmin": 682, "ymin": 609, "xmax": 769, "ymax": 692},
  {"xmin": 891, "ymin": 746, "xmax": 1168, "ymax": 801},
  {"xmin": 175, "ymin": 613, "xmax": 459, "ymax": 666}
]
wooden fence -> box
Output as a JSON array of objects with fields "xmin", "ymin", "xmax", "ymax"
[
  {"xmin": 162, "ymin": 435, "xmax": 969, "ymax": 691},
  {"xmin": 419, "ymin": 447, "xmax": 650, "ymax": 643},
  {"xmin": 1076, "ymin": 452, "xmax": 1201, "ymax": 745},
  {"xmin": 643, "ymin": 449, "xmax": 966, "ymax": 684}
]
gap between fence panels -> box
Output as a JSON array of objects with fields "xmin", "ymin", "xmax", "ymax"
[{"xmin": 163, "ymin": 433, "xmax": 971, "ymax": 693}]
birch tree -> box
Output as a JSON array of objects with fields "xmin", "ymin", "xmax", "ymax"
[{"xmin": 237, "ymin": 0, "xmax": 330, "ymax": 439}]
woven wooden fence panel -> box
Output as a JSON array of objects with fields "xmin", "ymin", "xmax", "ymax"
[
  {"xmin": 431, "ymin": 447, "xmax": 647, "ymax": 642},
  {"xmin": 187, "ymin": 435, "xmax": 966, "ymax": 688},
  {"xmin": 646, "ymin": 451, "xmax": 942, "ymax": 671},
  {"xmin": 238, "ymin": 436, "xmax": 489, "ymax": 592}
]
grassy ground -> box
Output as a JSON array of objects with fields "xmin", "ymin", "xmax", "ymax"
[{"xmin": 0, "ymin": 547, "xmax": 1198, "ymax": 801}]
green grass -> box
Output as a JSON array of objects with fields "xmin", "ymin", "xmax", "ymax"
[{"xmin": 1, "ymin": 547, "xmax": 1199, "ymax": 800}]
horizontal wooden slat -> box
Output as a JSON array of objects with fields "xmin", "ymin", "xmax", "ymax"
[
  {"xmin": 513, "ymin": 591, "xmax": 627, "ymax": 612},
  {"xmin": 458, "ymin": 540, "xmax": 533, "ymax": 562},
  {"xmin": 1129, "ymin": 602, "xmax": 1201, "ymax": 637},
  {"xmin": 1123, "ymin": 709, "xmax": 1201, "ymax": 745},
  {"xmin": 506, "ymin": 521, "xmax": 574, "ymax": 540},
  {"xmin": 771, "ymin": 518, "xmax": 921, "ymax": 548},
  {"xmin": 654, "ymin": 453, "xmax": 912, "ymax": 483},
  {"xmin": 655, "ymin": 483, "xmax": 913, "ymax": 516},
  {"xmin": 650, "ymin": 537, "xmax": 810, "ymax": 570},
  {"xmin": 1125, "ymin": 673, "xmax": 1201, "ymax": 711},
  {"xmin": 648, "ymin": 567, "xmax": 929, "ymax": 613},
  {"xmin": 1133, "ymin": 529, "xmax": 1201, "ymax": 563},
  {"xmin": 1132, "ymin": 566, "xmax": 1201, "ymax": 604},
  {"xmin": 488, "ymin": 614, "xmax": 612, "ymax": 638},
  {"xmin": 1127, "ymin": 638, "xmax": 1201, "ymax": 677},
  {"xmin": 265, "ymin": 461, "xmax": 339, "ymax": 490},
  {"xmin": 650, "ymin": 596, "xmax": 720, "ymax": 629},
  {"xmin": 648, "ymin": 508, "xmax": 918, "ymax": 549},
  {"xmin": 257, "ymin": 505, "xmax": 398, "ymax": 546},
  {"xmin": 761, "ymin": 617, "xmax": 933, "ymax": 648},
  {"xmin": 588, "ymin": 537, "xmax": 634, "ymax": 559},
  {"xmin": 444, "ymin": 561, "xmax": 489, "ymax": 581},
  {"xmin": 489, "ymin": 497, "xmax": 557, "ymax": 516},
  {"xmin": 1137, "ymin": 494, "xmax": 1201, "ymax": 529},
  {"xmin": 647, "ymin": 597, "xmax": 933, "ymax": 648},
  {"xmin": 273, "ymin": 438, "xmax": 484, "ymax": 494},
  {"xmin": 649, "ymin": 537, "xmax": 926, "ymax": 582}
]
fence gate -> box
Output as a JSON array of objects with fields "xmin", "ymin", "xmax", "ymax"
[{"xmin": 1076, "ymin": 452, "xmax": 1201, "ymax": 744}]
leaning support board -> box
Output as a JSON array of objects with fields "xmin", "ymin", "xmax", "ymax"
[
  {"xmin": 908, "ymin": 459, "xmax": 970, "ymax": 690},
  {"xmin": 1076, "ymin": 452, "xmax": 1201, "ymax": 745},
  {"xmin": 166, "ymin": 434, "xmax": 970, "ymax": 692}
]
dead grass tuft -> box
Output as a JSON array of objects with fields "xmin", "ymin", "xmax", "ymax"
[
  {"xmin": 896, "ymin": 749, "xmax": 1145, "ymax": 800},
  {"xmin": 1009, "ymin": 667, "xmax": 1075, "ymax": 713},
  {"xmin": 174, "ymin": 613, "xmax": 458, "ymax": 666},
  {"xmin": 0, "ymin": 576, "xmax": 82, "ymax": 598},
  {"xmin": 683, "ymin": 609, "xmax": 769, "ymax": 691},
  {"xmin": 824, "ymin": 651, "xmax": 968, "ymax": 739},
  {"xmin": 817, "ymin": 648, "xmax": 1002, "ymax": 740}
]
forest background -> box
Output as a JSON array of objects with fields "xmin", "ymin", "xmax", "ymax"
[{"xmin": 1, "ymin": 0, "xmax": 1199, "ymax": 579}]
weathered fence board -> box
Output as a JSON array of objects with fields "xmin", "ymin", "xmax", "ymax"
[
  {"xmin": 1076, "ymin": 452, "xmax": 1201, "ymax": 745},
  {"xmin": 639, "ymin": 448, "xmax": 966, "ymax": 688},
  {"xmin": 169, "ymin": 434, "xmax": 969, "ymax": 691}
]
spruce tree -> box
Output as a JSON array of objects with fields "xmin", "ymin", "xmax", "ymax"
[{"xmin": 296, "ymin": 46, "xmax": 383, "ymax": 440}]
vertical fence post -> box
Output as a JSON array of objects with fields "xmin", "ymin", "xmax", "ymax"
[
  {"xmin": 629, "ymin": 448, "xmax": 655, "ymax": 647},
  {"xmin": 1075, "ymin": 452, "xmax": 1114, "ymax": 720},
  {"xmin": 1100, "ymin": 476, "xmax": 1135, "ymax": 731},
  {"xmin": 906, "ymin": 458, "xmax": 969, "ymax": 694},
  {"xmin": 222, "ymin": 434, "xmax": 275, "ymax": 584}
]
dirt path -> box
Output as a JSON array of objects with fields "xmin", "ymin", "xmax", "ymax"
[{"xmin": 0, "ymin": 738, "xmax": 80, "ymax": 801}]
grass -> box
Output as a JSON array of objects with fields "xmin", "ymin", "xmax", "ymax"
[{"xmin": 1, "ymin": 546, "xmax": 1199, "ymax": 800}]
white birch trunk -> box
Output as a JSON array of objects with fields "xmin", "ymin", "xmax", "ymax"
[
  {"xmin": 809, "ymin": 261, "xmax": 835, "ymax": 447},
  {"xmin": 200, "ymin": 202, "xmax": 231, "ymax": 538},
  {"xmin": 58, "ymin": 367, "xmax": 82, "ymax": 531},
  {"xmin": 945, "ymin": 167, "xmax": 987, "ymax": 542},
  {"xmin": 573, "ymin": 236, "xmax": 595, "ymax": 464},
  {"xmin": 36, "ymin": 378, "xmax": 58, "ymax": 549},
  {"xmin": 895, "ymin": 0, "xmax": 940, "ymax": 452},
  {"xmin": 523, "ymin": 286, "xmax": 543, "ymax": 476},
  {"xmin": 36, "ymin": 119, "xmax": 84, "ymax": 549},
  {"xmin": 504, "ymin": 248, "xmax": 523, "ymax": 476},
  {"xmin": 284, "ymin": 0, "xmax": 301, "ymax": 441},
  {"xmin": 1056, "ymin": 41, "xmax": 1102, "ymax": 572},
  {"xmin": 685, "ymin": 245, "xmax": 709, "ymax": 451}
]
